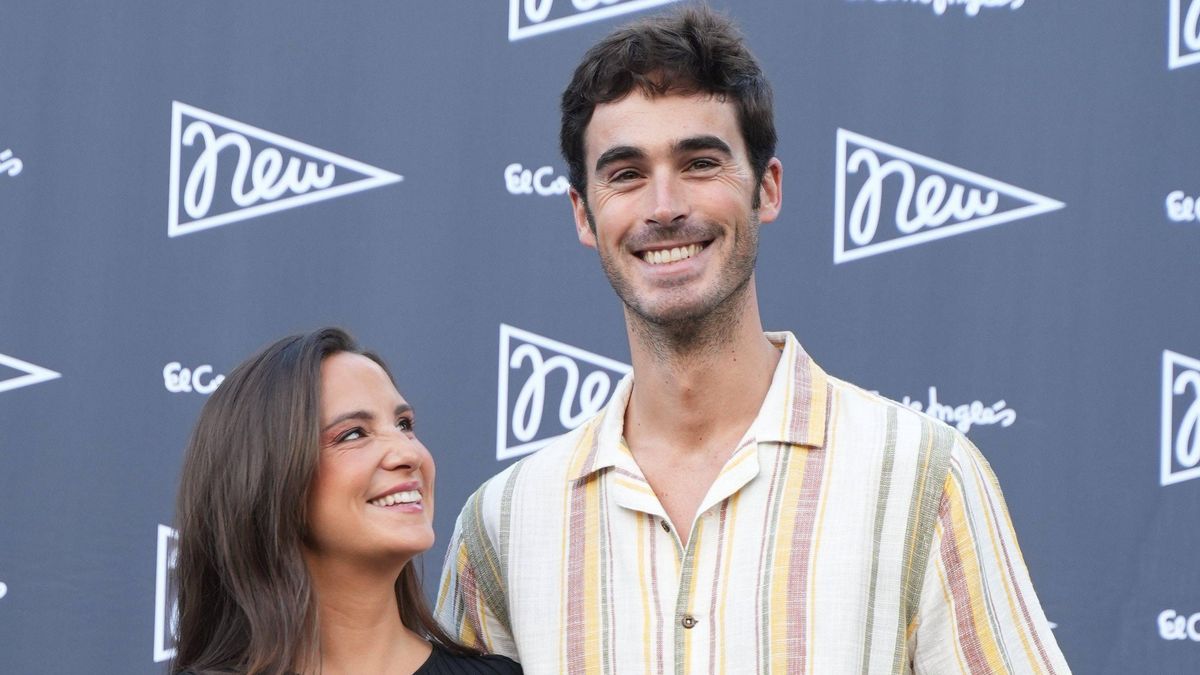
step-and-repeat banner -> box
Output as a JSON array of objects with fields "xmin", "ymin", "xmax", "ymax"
[{"xmin": 1, "ymin": 1, "xmax": 1198, "ymax": 672}]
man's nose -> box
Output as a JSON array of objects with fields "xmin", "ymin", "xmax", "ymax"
[{"xmin": 646, "ymin": 173, "xmax": 689, "ymax": 227}]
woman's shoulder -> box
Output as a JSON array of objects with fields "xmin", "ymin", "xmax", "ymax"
[{"xmin": 415, "ymin": 643, "xmax": 522, "ymax": 675}]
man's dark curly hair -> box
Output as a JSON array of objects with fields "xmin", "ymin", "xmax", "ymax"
[{"xmin": 560, "ymin": 5, "xmax": 776, "ymax": 204}]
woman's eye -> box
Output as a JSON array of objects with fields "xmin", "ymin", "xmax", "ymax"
[
  {"xmin": 397, "ymin": 417, "xmax": 414, "ymax": 432},
  {"xmin": 335, "ymin": 427, "xmax": 365, "ymax": 443}
]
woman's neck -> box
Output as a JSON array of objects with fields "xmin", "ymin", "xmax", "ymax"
[{"xmin": 303, "ymin": 558, "xmax": 432, "ymax": 675}]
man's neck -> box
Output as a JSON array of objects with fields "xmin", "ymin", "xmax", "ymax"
[
  {"xmin": 623, "ymin": 281, "xmax": 780, "ymax": 461},
  {"xmin": 621, "ymin": 282, "xmax": 779, "ymax": 540}
]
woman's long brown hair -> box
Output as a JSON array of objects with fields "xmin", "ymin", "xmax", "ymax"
[{"xmin": 171, "ymin": 327, "xmax": 477, "ymax": 674}]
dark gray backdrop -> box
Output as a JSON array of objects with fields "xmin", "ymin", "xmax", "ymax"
[{"xmin": 1, "ymin": 1, "xmax": 1198, "ymax": 672}]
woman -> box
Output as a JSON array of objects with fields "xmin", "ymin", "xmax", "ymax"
[{"xmin": 172, "ymin": 327, "xmax": 520, "ymax": 674}]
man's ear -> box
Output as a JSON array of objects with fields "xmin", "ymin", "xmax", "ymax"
[
  {"xmin": 570, "ymin": 187, "xmax": 597, "ymax": 249},
  {"xmin": 756, "ymin": 158, "xmax": 783, "ymax": 224}
]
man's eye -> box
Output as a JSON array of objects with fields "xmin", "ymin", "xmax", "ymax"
[
  {"xmin": 610, "ymin": 169, "xmax": 640, "ymax": 182},
  {"xmin": 690, "ymin": 158, "xmax": 718, "ymax": 170},
  {"xmin": 335, "ymin": 427, "xmax": 365, "ymax": 443}
]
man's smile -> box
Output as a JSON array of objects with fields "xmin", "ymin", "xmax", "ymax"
[{"xmin": 636, "ymin": 241, "xmax": 709, "ymax": 265}]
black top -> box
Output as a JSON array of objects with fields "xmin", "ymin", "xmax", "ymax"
[
  {"xmin": 177, "ymin": 644, "xmax": 521, "ymax": 674},
  {"xmin": 414, "ymin": 644, "xmax": 522, "ymax": 675}
]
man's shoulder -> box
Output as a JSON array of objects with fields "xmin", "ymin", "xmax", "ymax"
[
  {"xmin": 824, "ymin": 373, "xmax": 970, "ymax": 460},
  {"xmin": 825, "ymin": 373, "xmax": 935, "ymax": 424},
  {"xmin": 470, "ymin": 413, "xmax": 601, "ymax": 503},
  {"xmin": 451, "ymin": 415, "xmax": 602, "ymax": 560}
]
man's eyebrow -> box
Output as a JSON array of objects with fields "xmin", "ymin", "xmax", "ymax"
[
  {"xmin": 593, "ymin": 136, "xmax": 732, "ymax": 176},
  {"xmin": 674, "ymin": 135, "xmax": 733, "ymax": 157},
  {"xmin": 594, "ymin": 146, "xmax": 645, "ymax": 175}
]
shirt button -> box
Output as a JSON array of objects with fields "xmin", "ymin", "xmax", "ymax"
[
  {"xmin": 681, "ymin": 615, "xmax": 697, "ymax": 629},
  {"xmin": 661, "ymin": 520, "xmax": 671, "ymax": 533}
]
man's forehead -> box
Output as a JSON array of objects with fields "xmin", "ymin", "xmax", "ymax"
[{"xmin": 584, "ymin": 91, "xmax": 743, "ymax": 156}]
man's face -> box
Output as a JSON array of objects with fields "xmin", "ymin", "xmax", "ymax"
[{"xmin": 570, "ymin": 91, "xmax": 781, "ymax": 329}]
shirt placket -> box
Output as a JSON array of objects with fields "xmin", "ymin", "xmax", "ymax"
[{"xmin": 607, "ymin": 438, "xmax": 759, "ymax": 674}]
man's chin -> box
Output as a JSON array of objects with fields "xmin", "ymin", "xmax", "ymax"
[{"xmin": 626, "ymin": 298, "xmax": 716, "ymax": 330}]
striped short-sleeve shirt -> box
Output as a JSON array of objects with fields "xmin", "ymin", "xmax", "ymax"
[{"xmin": 435, "ymin": 332, "xmax": 1069, "ymax": 674}]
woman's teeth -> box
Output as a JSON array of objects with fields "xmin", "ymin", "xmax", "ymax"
[{"xmin": 369, "ymin": 490, "xmax": 421, "ymax": 507}]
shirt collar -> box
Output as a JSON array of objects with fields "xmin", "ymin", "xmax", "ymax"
[
  {"xmin": 567, "ymin": 331, "xmax": 830, "ymax": 482},
  {"xmin": 750, "ymin": 331, "xmax": 830, "ymax": 447}
]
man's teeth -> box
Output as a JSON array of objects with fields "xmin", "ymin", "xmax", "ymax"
[
  {"xmin": 643, "ymin": 243, "xmax": 703, "ymax": 265},
  {"xmin": 369, "ymin": 490, "xmax": 422, "ymax": 507}
]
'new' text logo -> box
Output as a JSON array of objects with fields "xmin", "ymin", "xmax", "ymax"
[
  {"xmin": 1162, "ymin": 349, "xmax": 1200, "ymax": 486},
  {"xmin": 168, "ymin": 101, "xmax": 402, "ymax": 237},
  {"xmin": 835, "ymin": 129, "xmax": 1064, "ymax": 263},
  {"xmin": 509, "ymin": 0, "xmax": 682, "ymax": 41},
  {"xmin": 153, "ymin": 524, "xmax": 180, "ymax": 662},
  {"xmin": 497, "ymin": 324, "xmax": 630, "ymax": 460},
  {"xmin": 0, "ymin": 352, "xmax": 61, "ymax": 394},
  {"xmin": 1170, "ymin": 0, "xmax": 1200, "ymax": 70}
]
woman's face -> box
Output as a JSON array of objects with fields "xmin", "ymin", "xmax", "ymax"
[{"xmin": 304, "ymin": 352, "xmax": 436, "ymax": 567}]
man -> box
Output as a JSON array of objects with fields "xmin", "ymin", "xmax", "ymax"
[{"xmin": 437, "ymin": 7, "xmax": 1069, "ymax": 674}]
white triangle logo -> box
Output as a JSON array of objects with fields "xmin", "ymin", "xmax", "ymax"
[
  {"xmin": 834, "ymin": 129, "xmax": 1064, "ymax": 263},
  {"xmin": 167, "ymin": 101, "xmax": 402, "ymax": 237},
  {"xmin": 154, "ymin": 524, "xmax": 180, "ymax": 662},
  {"xmin": 0, "ymin": 352, "xmax": 61, "ymax": 394},
  {"xmin": 508, "ymin": 0, "xmax": 683, "ymax": 41},
  {"xmin": 1169, "ymin": 0, "xmax": 1200, "ymax": 70},
  {"xmin": 496, "ymin": 323, "xmax": 630, "ymax": 460},
  {"xmin": 1161, "ymin": 349, "xmax": 1200, "ymax": 486}
]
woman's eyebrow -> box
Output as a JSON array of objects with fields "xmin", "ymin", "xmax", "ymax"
[
  {"xmin": 322, "ymin": 403, "xmax": 413, "ymax": 433},
  {"xmin": 322, "ymin": 410, "xmax": 374, "ymax": 433}
]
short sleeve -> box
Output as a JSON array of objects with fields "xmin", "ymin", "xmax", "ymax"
[
  {"xmin": 434, "ymin": 483, "xmax": 518, "ymax": 660},
  {"xmin": 909, "ymin": 436, "xmax": 1070, "ymax": 674}
]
